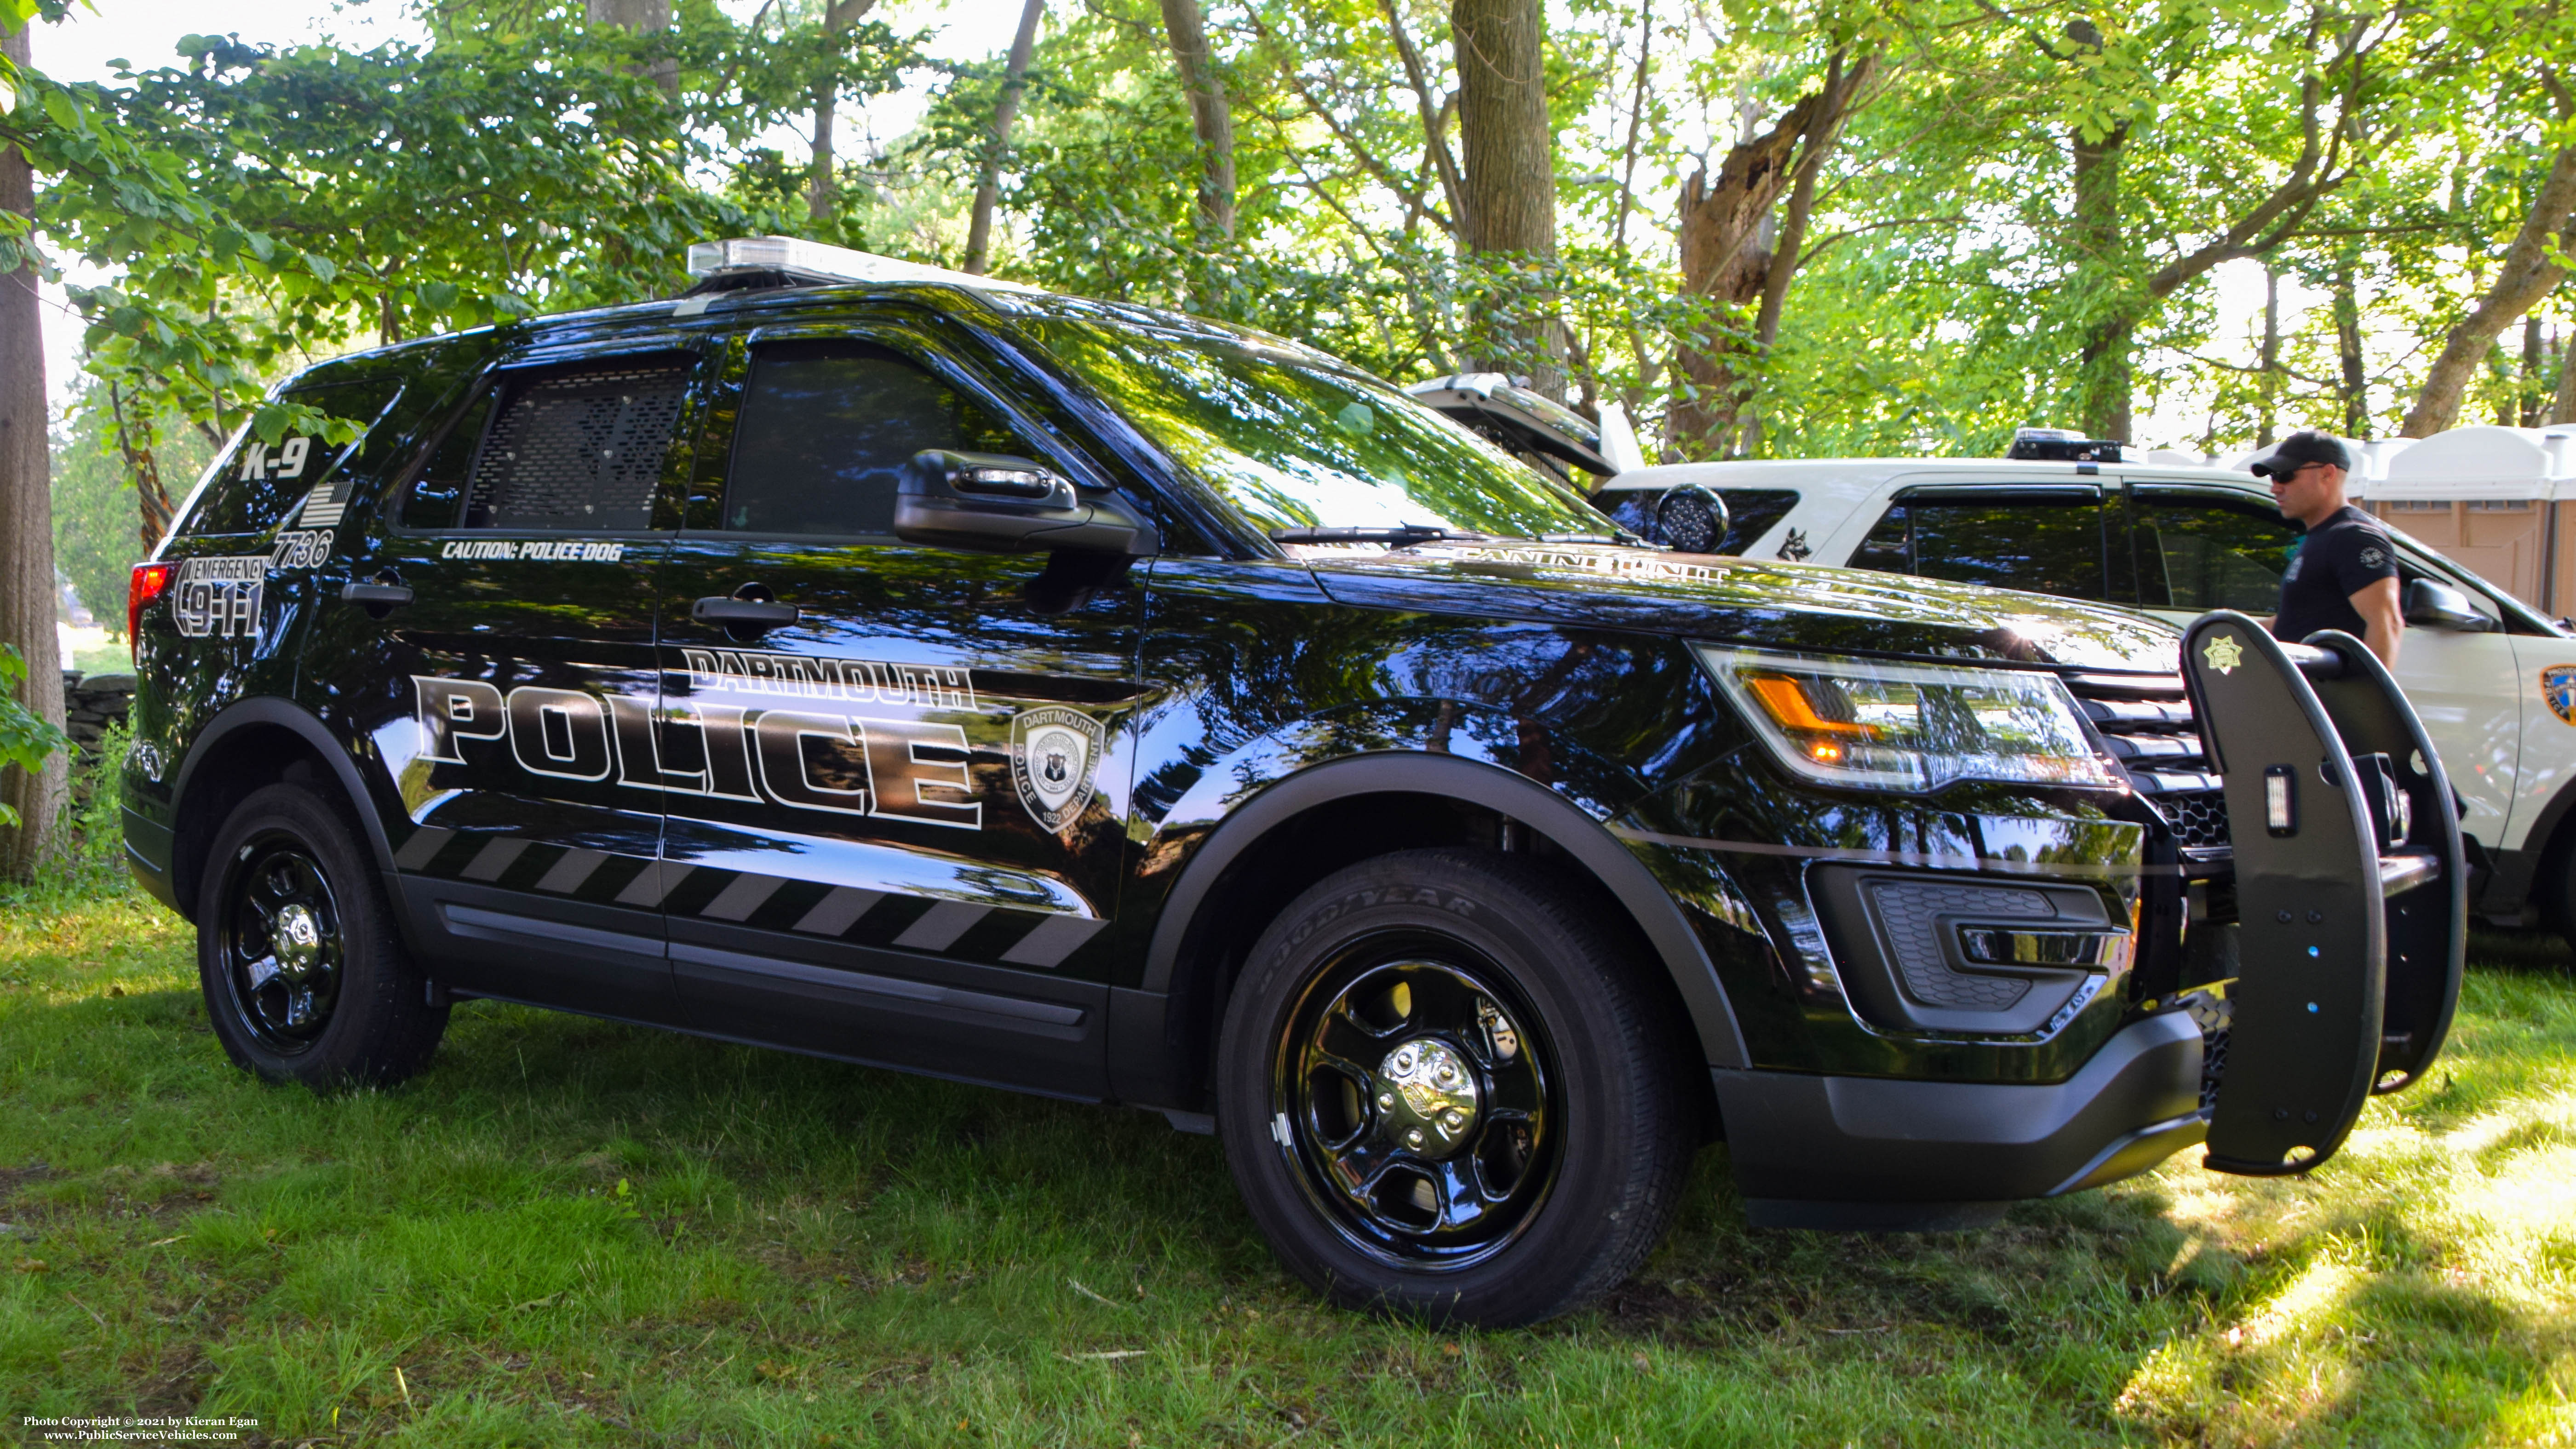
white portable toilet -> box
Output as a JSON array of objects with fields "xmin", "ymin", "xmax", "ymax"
[
  {"xmin": 2363, "ymin": 425, "xmax": 2570, "ymax": 612},
  {"xmin": 2218, "ymin": 434, "xmax": 2379, "ymax": 479}
]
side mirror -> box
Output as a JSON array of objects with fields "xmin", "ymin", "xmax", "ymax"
[
  {"xmin": 2403, "ymin": 578, "xmax": 2493, "ymax": 632},
  {"xmin": 893, "ymin": 450, "xmax": 1155, "ymax": 556}
]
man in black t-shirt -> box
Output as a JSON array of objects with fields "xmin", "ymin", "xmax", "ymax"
[{"xmin": 2252, "ymin": 430, "xmax": 2403, "ymax": 666}]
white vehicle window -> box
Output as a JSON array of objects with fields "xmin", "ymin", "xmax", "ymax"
[
  {"xmin": 2129, "ymin": 495, "xmax": 2299, "ymax": 613},
  {"xmin": 1851, "ymin": 495, "xmax": 2110, "ymax": 601}
]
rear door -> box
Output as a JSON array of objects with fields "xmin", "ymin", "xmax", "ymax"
[
  {"xmin": 343, "ymin": 342, "xmax": 710, "ymax": 1022},
  {"xmin": 648, "ymin": 318, "xmax": 1144, "ymax": 1097},
  {"xmin": 2127, "ymin": 484, "xmax": 2526, "ymax": 852}
]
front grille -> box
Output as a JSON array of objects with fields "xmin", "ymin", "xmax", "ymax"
[
  {"xmin": 2177, "ymin": 989, "xmax": 2231, "ymax": 1111},
  {"xmin": 2165, "ymin": 789, "xmax": 2232, "ymax": 851},
  {"xmin": 2061, "ymin": 672, "xmax": 2232, "ymax": 855}
]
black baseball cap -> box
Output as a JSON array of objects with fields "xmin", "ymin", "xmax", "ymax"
[{"xmin": 2249, "ymin": 430, "xmax": 2351, "ymax": 478}]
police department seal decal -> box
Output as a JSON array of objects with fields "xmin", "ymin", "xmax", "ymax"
[
  {"xmin": 2201, "ymin": 633, "xmax": 2244, "ymax": 676},
  {"xmin": 1012, "ymin": 705, "xmax": 1104, "ymax": 832},
  {"xmin": 2543, "ymin": 664, "xmax": 2576, "ymax": 726}
]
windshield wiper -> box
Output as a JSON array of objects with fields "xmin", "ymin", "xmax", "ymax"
[{"xmin": 1270, "ymin": 524, "xmax": 1488, "ymax": 548}]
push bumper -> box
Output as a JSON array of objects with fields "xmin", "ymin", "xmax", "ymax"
[{"xmin": 1714, "ymin": 1009, "xmax": 2206, "ymax": 1227}]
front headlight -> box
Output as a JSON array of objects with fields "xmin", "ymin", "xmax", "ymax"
[{"xmin": 1695, "ymin": 645, "xmax": 2119, "ymax": 793}]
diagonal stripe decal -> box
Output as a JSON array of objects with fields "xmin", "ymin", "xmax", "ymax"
[
  {"xmin": 536, "ymin": 848, "xmax": 608, "ymax": 894},
  {"xmin": 402, "ymin": 835, "xmax": 1103, "ymax": 970},
  {"xmin": 701, "ymin": 872, "xmax": 785, "ymax": 922},
  {"xmin": 793, "ymin": 887, "xmax": 883, "ymax": 936},
  {"xmin": 392, "ymin": 826, "xmax": 455, "ymax": 871},
  {"xmin": 614, "ymin": 862, "xmax": 693, "ymax": 907},
  {"xmin": 460, "ymin": 837, "xmax": 532, "ymax": 882},
  {"xmin": 997, "ymin": 914, "xmax": 1107, "ymax": 969},
  {"xmin": 892, "ymin": 900, "xmax": 987, "ymax": 951}
]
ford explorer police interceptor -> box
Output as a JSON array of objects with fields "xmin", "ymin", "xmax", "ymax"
[{"xmin": 122, "ymin": 237, "xmax": 2462, "ymax": 1327}]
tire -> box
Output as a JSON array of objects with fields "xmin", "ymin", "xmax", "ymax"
[
  {"xmin": 1215, "ymin": 848, "xmax": 1696, "ymax": 1327},
  {"xmin": 196, "ymin": 782, "xmax": 448, "ymax": 1089}
]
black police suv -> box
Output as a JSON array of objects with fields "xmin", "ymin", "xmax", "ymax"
[{"xmin": 123, "ymin": 237, "xmax": 2464, "ymax": 1327}]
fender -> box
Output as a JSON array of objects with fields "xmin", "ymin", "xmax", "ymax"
[
  {"xmin": 166, "ymin": 695, "xmax": 401, "ymax": 914},
  {"xmin": 1132, "ymin": 747, "xmax": 1752, "ymax": 1083},
  {"xmin": 2494, "ymin": 765, "xmax": 2576, "ymax": 917}
]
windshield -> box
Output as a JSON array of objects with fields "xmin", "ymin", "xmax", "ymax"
[{"xmin": 1010, "ymin": 303, "xmax": 1612, "ymax": 541}]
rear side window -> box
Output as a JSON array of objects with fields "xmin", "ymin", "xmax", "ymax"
[
  {"xmin": 1853, "ymin": 497, "xmax": 2108, "ymax": 601},
  {"xmin": 1711, "ymin": 489, "xmax": 1800, "ymax": 555},
  {"xmin": 720, "ymin": 340, "xmax": 1030, "ymax": 537},
  {"xmin": 188, "ymin": 376, "xmax": 404, "ymax": 536},
  {"xmin": 456, "ymin": 360, "xmax": 694, "ymax": 531},
  {"xmin": 2131, "ymin": 496, "xmax": 2300, "ymax": 612}
]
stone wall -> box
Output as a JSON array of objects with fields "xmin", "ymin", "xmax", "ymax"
[{"xmin": 60, "ymin": 670, "xmax": 134, "ymax": 762}]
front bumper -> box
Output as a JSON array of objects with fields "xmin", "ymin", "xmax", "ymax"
[{"xmin": 1712, "ymin": 1009, "xmax": 2206, "ymax": 1225}]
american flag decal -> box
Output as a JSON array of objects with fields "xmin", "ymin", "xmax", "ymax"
[{"xmin": 298, "ymin": 481, "xmax": 346, "ymax": 527}]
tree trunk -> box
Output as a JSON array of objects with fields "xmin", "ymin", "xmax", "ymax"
[
  {"xmin": 1451, "ymin": 0, "xmax": 1562, "ymax": 394},
  {"xmin": 2070, "ymin": 105, "xmax": 2132, "ymax": 441},
  {"xmin": 2556, "ymin": 326, "xmax": 2576, "ymax": 424},
  {"xmin": 807, "ymin": 0, "xmax": 878, "ymax": 225},
  {"xmin": 1670, "ymin": 56, "xmax": 1871, "ymax": 452},
  {"xmin": 1451, "ymin": 0, "xmax": 1552, "ymax": 258},
  {"xmin": 963, "ymin": 0, "xmax": 1046, "ymax": 276},
  {"xmin": 2400, "ymin": 143, "xmax": 2576, "ymax": 436},
  {"xmin": 106, "ymin": 383, "xmax": 175, "ymax": 552},
  {"xmin": 585, "ymin": 0, "xmax": 677, "ymax": 95},
  {"xmin": 0, "ymin": 22, "xmax": 66, "ymax": 877},
  {"xmin": 2522, "ymin": 315, "xmax": 2545, "ymax": 426},
  {"xmin": 1158, "ymin": 0, "xmax": 1235, "ymax": 239},
  {"xmin": 2335, "ymin": 255, "xmax": 2368, "ymax": 434},
  {"xmin": 2256, "ymin": 265, "xmax": 2281, "ymax": 446},
  {"xmin": 810, "ymin": 88, "xmax": 838, "ymax": 223}
]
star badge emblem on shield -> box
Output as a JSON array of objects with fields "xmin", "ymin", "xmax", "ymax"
[
  {"xmin": 1012, "ymin": 705, "xmax": 1106, "ymax": 833},
  {"xmin": 2542, "ymin": 665, "xmax": 2576, "ymax": 726},
  {"xmin": 2201, "ymin": 633, "xmax": 2244, "ymax": 676}
]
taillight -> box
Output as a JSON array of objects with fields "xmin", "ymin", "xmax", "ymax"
[{"xmin": 128, "ymin": 561, "xmax": 173, "ymax": 662}]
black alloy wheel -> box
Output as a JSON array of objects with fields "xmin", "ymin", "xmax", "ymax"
[
  {"xmin": 198, "ymin": 782, "xmax": 449, "ymax": 1089},
  {"xmin": 1217, "ymin": 848, "xmax": 1696, "ymax": 1327},
  {"xmin": 1274, "ymin": 948, "xmax": 1559, "ymax": 1270},
  {"xmin": 219, "ymin": 839, "xmax": 349, "ymax": 1054}
]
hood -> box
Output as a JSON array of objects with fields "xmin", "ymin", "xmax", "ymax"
[{"xmin": 1298, "ymin": 543, "xmax": 2182, "ymax": 674}]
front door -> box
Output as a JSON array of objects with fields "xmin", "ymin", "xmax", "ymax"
[
  {"xmin": 651, "ymin": 324, "xmax": 1145, "ymax": 1097},
  {"xmin": 345, "ymin": 345, "xmax": 709, "ymax": 1021},
  {"xmin": 2128, "ymin": 485, "xmax": 2526, "ymax": 850}
]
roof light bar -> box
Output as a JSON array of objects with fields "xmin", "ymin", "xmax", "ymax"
[{"xmin": 683, "ymin": 236, "xmax": 1044, "ymax": 295}]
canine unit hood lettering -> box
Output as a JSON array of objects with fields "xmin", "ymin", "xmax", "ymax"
[{"xmin": 1013, "ymin": 705, "xmax": 1103, "ymax": 833}]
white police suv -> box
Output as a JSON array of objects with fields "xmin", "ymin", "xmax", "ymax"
[{"xmin": 1589, "ymin": 450, "xmax": 2576, "ymax": 942}]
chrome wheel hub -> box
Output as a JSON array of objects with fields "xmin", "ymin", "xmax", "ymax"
[
  {"xmin": 274, "ymin": 903, "xmax": 322, "ymax": 979},
  {"xmin": 1374, "ymin": 1038, "xmax": 1480, "ymax": 1156}
]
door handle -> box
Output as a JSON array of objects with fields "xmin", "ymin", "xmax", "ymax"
[
  {"xmin": 339, "ymin": 580, "xmax": 414, "ymax": 607},
  {"xmin": 691, "ymin": 596, "xmax": 800, "ymax": 630}
]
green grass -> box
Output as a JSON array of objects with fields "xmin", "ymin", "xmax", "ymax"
[{"xmin": 0, "ymin": 886, "xmax": 2570, "ymax": 1447}]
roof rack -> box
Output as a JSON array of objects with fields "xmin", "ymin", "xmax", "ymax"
[{"xmin": 682, "ymin": 236, "xmax": 1045, "ymax": 296}]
